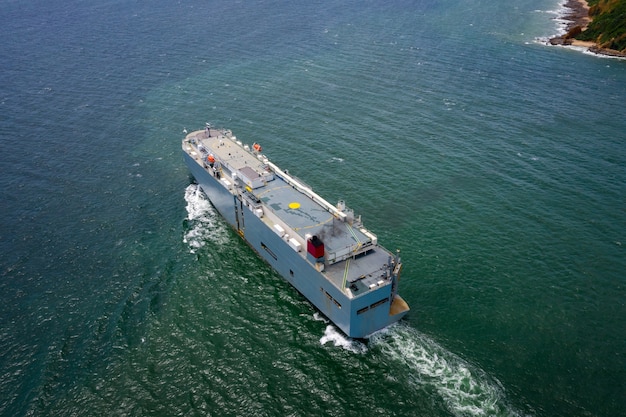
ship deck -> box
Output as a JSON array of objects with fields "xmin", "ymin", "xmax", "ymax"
[
  {"xmin": 184, "ymin": 129, "xmax": 395, "ymax": 296},
  {"xmin": 257, "ymin": 175, "xmax": 394, "ymax": 295}
]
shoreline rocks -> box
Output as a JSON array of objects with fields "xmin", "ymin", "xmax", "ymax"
[{"xmin": 549, "ymin": 0, "xmax": 626, "ymax": 58}]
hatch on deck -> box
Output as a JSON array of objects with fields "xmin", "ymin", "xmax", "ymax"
[{"xmin": 237, "ymin": 166, "xmax": 265, "ymax": 189}]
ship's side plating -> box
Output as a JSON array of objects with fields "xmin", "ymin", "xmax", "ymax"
[{"xmin": 182, "ymin": 127, "xmax": 409, "ymax": 338}]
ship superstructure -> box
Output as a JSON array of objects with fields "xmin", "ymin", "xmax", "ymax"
[{"xmin": 182, "ymin": 126, "xmax": 409, "ymax": 338}]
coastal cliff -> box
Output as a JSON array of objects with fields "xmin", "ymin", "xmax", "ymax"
[{"xmin": 550, "ymin": 0, "xmax": 626, "ymax": 57}]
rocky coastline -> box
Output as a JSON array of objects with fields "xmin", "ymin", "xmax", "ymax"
[{"xmin": 549, "ymin": 0, "xmax": 626, "ymax": 57}]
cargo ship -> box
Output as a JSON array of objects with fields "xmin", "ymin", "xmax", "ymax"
[{"xmin": 182, "ymin": 125, "xmax": 409, "ymax": 338}]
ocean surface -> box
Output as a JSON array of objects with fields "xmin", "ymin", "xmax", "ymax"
[{"xmin": 1, "ymin": 1, "xmax": 625, "ymax": 416}]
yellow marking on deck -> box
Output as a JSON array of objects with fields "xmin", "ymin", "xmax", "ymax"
[
  {"xmin": 255, "ymin": 185, "xmax": 292, "ymax": 197},
  {"xmin": 292, "ymin": 215, "xmax": 334, "ymax": 231},
  {"xmin": 342, "ymin": 258, "xmax": 350, "ymax": 289},
  {"xmin": 346, "ymin": 223, "xmax": 362, "ymax": 252},
  {"xmin": 289, "ymin": 202, "xmax": 301, "ymax": 209}
]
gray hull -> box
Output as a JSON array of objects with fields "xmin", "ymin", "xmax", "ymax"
[{"xmin": 183, "ymin": 129, "xmax": 409, "ymax": 338}]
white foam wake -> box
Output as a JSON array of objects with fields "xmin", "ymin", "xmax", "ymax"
[
  {"xmin": 319, "ymin": 324, "xmax": 367, "ymax": 354},
  {"xmin": 182, "ymin": 184, "xmax": 230, "ymax": 252},
  {"xmin": 369, "ymin": 325, "xmax": 525, "ymax": 417}
]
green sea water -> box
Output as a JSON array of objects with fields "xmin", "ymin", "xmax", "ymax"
[{"xmin": 1, "ymin": 1, "xmax": 625, "ymax": 416}]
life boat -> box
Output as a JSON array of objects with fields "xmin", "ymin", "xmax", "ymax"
[
  {"xmin": 207, "ymin": 154, "xmax": 215, "ymax": 165},
  {"xmin": 253, "ymin": 143, "xmax": 262, "ymax": 152}
]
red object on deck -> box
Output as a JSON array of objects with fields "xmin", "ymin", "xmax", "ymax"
[{"xmin": 307, "ymin": 236, "xmax": 325, "ymax": 259}]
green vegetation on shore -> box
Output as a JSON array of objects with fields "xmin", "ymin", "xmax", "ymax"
[{"xmin": 576, "ymin": 0, "xmax": 626, "ymax": 52}]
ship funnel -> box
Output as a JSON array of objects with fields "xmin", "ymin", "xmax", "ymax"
[{"xmin": 307, "ymin": 235, "xmax": 325, "ymax": 263}]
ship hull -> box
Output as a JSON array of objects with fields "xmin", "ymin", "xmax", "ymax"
[{"xmin": 183, "ymin": 136, "xmax": 409, "ymax": 339}]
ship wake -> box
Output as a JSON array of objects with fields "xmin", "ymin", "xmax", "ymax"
[
  {"xmin": 183, "ymin": 184, "xmax": 231, "ymax": 252},
  {"xmin": 320, "ymin": 321, "xmax": 525, "ymax": 417},
  {"xmin": 369, "ymin": 324, "xmax": 526, "ymax": 417},
  {"xmin": 319, "ymin": 326, "xmax": 368, "ymax": 354}
]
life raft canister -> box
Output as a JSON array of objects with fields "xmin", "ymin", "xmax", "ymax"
[{"xmin": 253, "ymin": 143, "xmax": 262, "ymax": 152}]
